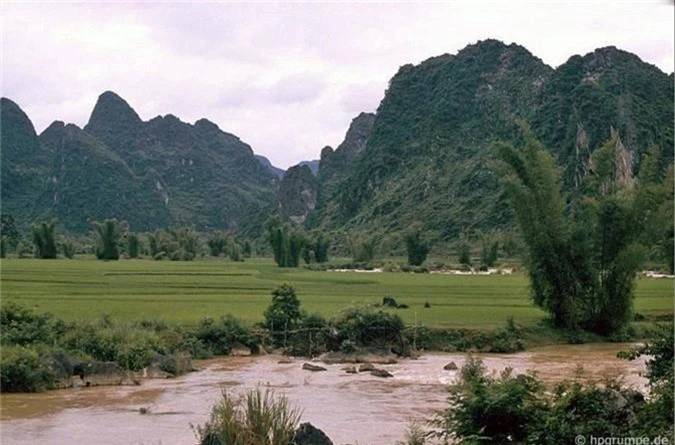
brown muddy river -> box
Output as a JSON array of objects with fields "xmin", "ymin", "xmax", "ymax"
[{"xmin": 0, "ymin": 343, "xmax": 647, "ymax": 445}]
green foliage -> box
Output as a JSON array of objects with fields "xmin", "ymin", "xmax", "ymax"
[
  {"xmin": 457, "ymin": 242, "xmax": 472, "ymax": 267},
  {"xmin": 59, "ymin": 236, "xmax": 76, "ymax": 259},
  {"xmin": 1, "ymin": 214, "xmax": 20, "ymax": 251},
  {"xmin": 92, "ymin": 219, "xmax": 123, "ymax": 260},
  {"xmin": 263, "ymin": 285, "xmax": 303, "ymax": 346},
  {"xmin": 208, "ymin": 232, "xmax": 229, "ymax": 257},
  {"xmin": 499, "ymin": 127, "xmax": 647, "ymax": 335},
  {"xmin": 147, "ymin": 228, "xmax": 201, "ymax": 261},
  {"xmin": 31, "ymin": 220, "xmax": 58, "ymax": 259},
  {"xmin": 195, "ymin": 316, "xmax": 259, "ymax": 356},
  {"xmin": 264, "ymin": 216, "xmax": 305, "ymax": 267},
  {"xmin": 442, "ymin": 357, "xmax": 545, "ymax": 444},
  {"xmin": 618, "ymin": 324, "xmax": 674, "ymax": 436},
  {"xmin": 334, "ymin": 307, "xmax": 404, "ymax": 348},
  {"xmin": 0, "ymin": 346, "xmax": 57, "ymax": 392},
  {"xmin": 313, "ymin": 233, "xmax": 330, "ymax": 263},
  {"xmin": 288, "ymin": 313, "xmax": 329, "ymax": 357},
  {"xmin": 352, "ymin": 236, "xmax": 377, "ymax": 263},
  {"xmin": 168, "ymin": 227, "xmax": 201, "ymax": 261},
  {"xmin": 242, "ymin": 241, "xmax": 252, "ymax": 258},
  {"xmin": 405, "ymin": 227, "xmax": 429, "ymax": 266},
  {"xmin": 481, "ymin": 240, "xmax": 499, "ymax": 268},
  {"xmin": 196, "ymin": 387, "xmax": 301, "ymax": 445},
  {"xmin": 441, "ymin": 353, "xmax": 673, "ymax": 444},
  {"xmin": 0, "ymin": 302, "xmax": 59, "ymax": 346},
  {"xmin": 127, "ymin": 232, "xmax": 141, "ymax": 258}
]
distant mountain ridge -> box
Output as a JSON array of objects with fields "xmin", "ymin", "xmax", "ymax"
[
  {"xmin": 2, "ymin": 40, "xmax": 672, "ymax": 244},
  {"xmin": 309, "ymin": 40, "xmax": 673, "ymax": 243},
  {"xmin": 1, "ymin": 92, "xmax": 278, "ymax": 233}
]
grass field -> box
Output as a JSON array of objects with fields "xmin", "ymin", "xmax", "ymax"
[{"xmin": 0, "ymin": 257, "xmax": 672, "ymax": 329}]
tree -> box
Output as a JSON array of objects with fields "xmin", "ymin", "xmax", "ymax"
[
  {"xmin": 457, "ymin": 242, "xmax": 472, "ymax": 267},
  {"xmin": 314, "ymin": 233, "xmax": 330, "ymax": 263},
  {"xmin": 127, "ymin": 233, "xmax": 141, "ymax": 258},
  {"xmin": 207, "ymin": 232, "xmax": 228, "ymax": 257},
  {"xmin": 352, "ymin": 236, "xmax": 377, "ymax": 263},
  {"xmin": 59, "ymin": 236, "xmax": 76, "ymax": 259},
  {"xmin": 1, "ymin": 214, "xmax": 20, "ymax": 252},
  {"xmin": 498, "ymin": 125, "xmax": 646, "ymax": 334},
  {"xmin": 264, "ymin": 216, "xmax": 305, "ymax": 267},
  {"xmin": 31, "ymin": 220, "xmax": 58, "ymax": 259},
  {"xmin": 92, "ymin": 219, "xmax": 122, "ymax": 260},
  {"xmin": 263, "ymin": 285, "xmax": 303, "ymax": 347},
  {"xmin": 481, "ymin": 240, "xmax": 499, "ymax": 268},
  {"xmin": 405, "ymin": 226, "xmax": 429, "ymax": 266},
  {"xmin": 168, "ymin": 227, "xmax": 201, "ymax": 261}
]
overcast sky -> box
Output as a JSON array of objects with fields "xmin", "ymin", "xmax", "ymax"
[{"xmin": 2, "ymin": 1, "xmax": 673, "ymax": 169}]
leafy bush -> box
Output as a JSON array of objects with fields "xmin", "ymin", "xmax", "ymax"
[
  {"xmin": 196, "ymin": 316, "xmax": 259, "ymax": 356},
  {"xmin": 0, "ymin": 346, "xmax": 57, "ymax": 392},
  {"xmin": 352, "ymin": 236, "xmax": 377, "ymax": 263},
  {"xmin": 441, "ymin": 356, "xmax": 546, "ymax": 444},
  {"xmin": 334, "ymin": 307, "xmax": 404, "ymax": 348},
  {"xmin": 263, "ymin": 285, "xmax": 303, "ymax": 347},
  {"xmin": 0, "ymin": 303, "xmax": 61, "ymax": 346},
  {"xmin": 288, "ymin": 313, "xmax": 329, "ymax": 357}
]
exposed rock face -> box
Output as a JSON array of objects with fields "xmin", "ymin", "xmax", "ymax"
[
  {"xmin": 318, "ymin": 112, "xmax": 376, "ymax": 183},
  {"xmin": 293, "ymin": 422, "xmax": 334, "ymax": 445},
  {"xmin": 277, "ymin": 164, "xmax": 318, "ymax": 224}
]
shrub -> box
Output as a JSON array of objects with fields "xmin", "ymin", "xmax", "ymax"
[
  {"xmin": 334, "ymin": 307, "xmax": 404, "ymax": 348},
  {"xmin": 196, "ymin": 387, "xmax": 301, "ymax": 445},
  {"xmin": 263, "ymin": 285, "xmax": 303, "ymax": 347},
  {"xmin": 441, "ymin": 356, "xmax": 546, "ymax": 444},
  {"xmin": 0, "ymin": 346, "xmax": 57, "ymax": 392},
  {"xmin": 0, "ymin": 303, "xmax": 58, "ymax": 346},
  {"xmin": 288, "ymin": 313, "xmax": 329, "ymax": 357},
  {"xmin": 195, "ymin": 316, "xmax": 259, "ymax": 356}
]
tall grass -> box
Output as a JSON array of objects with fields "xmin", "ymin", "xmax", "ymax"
[{"xmin": 196, "ymin": 387, "xmax": 301, "ymax": 445}]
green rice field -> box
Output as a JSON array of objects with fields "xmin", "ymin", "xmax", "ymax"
[{"xmin": 0, "ymin": 258, "xmax": 672, "ymax": 329}]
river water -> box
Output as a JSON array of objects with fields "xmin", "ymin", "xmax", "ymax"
[{"xmin": 0, "ymin": 343, "xmax": 647, "ymax": 445}]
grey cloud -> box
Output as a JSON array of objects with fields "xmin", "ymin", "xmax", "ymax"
[{"xmin": 264, "ymin": 73, "xmax": 326, "ymax": 105}]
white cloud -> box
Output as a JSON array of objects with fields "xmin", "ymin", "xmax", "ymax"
[{"xmin": 2, "ymin": 1, "xmax": 673, "ymax": 169}]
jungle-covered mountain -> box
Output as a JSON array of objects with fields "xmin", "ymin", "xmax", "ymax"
[
  {"xmin": 1, "ymin": 92, "xmax": 278, "ymax": 233},
  {"xmin": 2, "ymin": 40, "xmax": 672, "ymax": 242},
  {"xmin": 309, "ymin": 40, "xmax": 673, "ymax": 242}
]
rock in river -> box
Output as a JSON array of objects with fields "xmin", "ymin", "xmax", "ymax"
[{"xmin": 302, "ymin": 363, "xmax": 327, "ymax": 372}]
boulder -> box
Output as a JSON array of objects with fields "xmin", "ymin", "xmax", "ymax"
[
  {"xmin": 302, "ymin": 363, "xmax": 327, "ymax": 372},
  {"xmin": 343, "ymin": 366, "xmax": 357, "ymax": 374},
  {"xmin": 358, "ymin": 363, "xmax": 375, "ymax": 372},
  {"xmin": 278, "ymin": 358, "xmax": 294, "ymax": 364},
  {"xmin": 293, "ymin": 422, "xmax": 334, "ymax": 445},
  {"xmin": 444, "ymin": 362, "xmax": 458, "ymax": 371},
  {"xmin": 370, "ymin": 369, "xmax": 393, "ymax": 378},
  {"xmin": 230, "ymin": 342, "xmax": 252, "ymax": 356}
]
